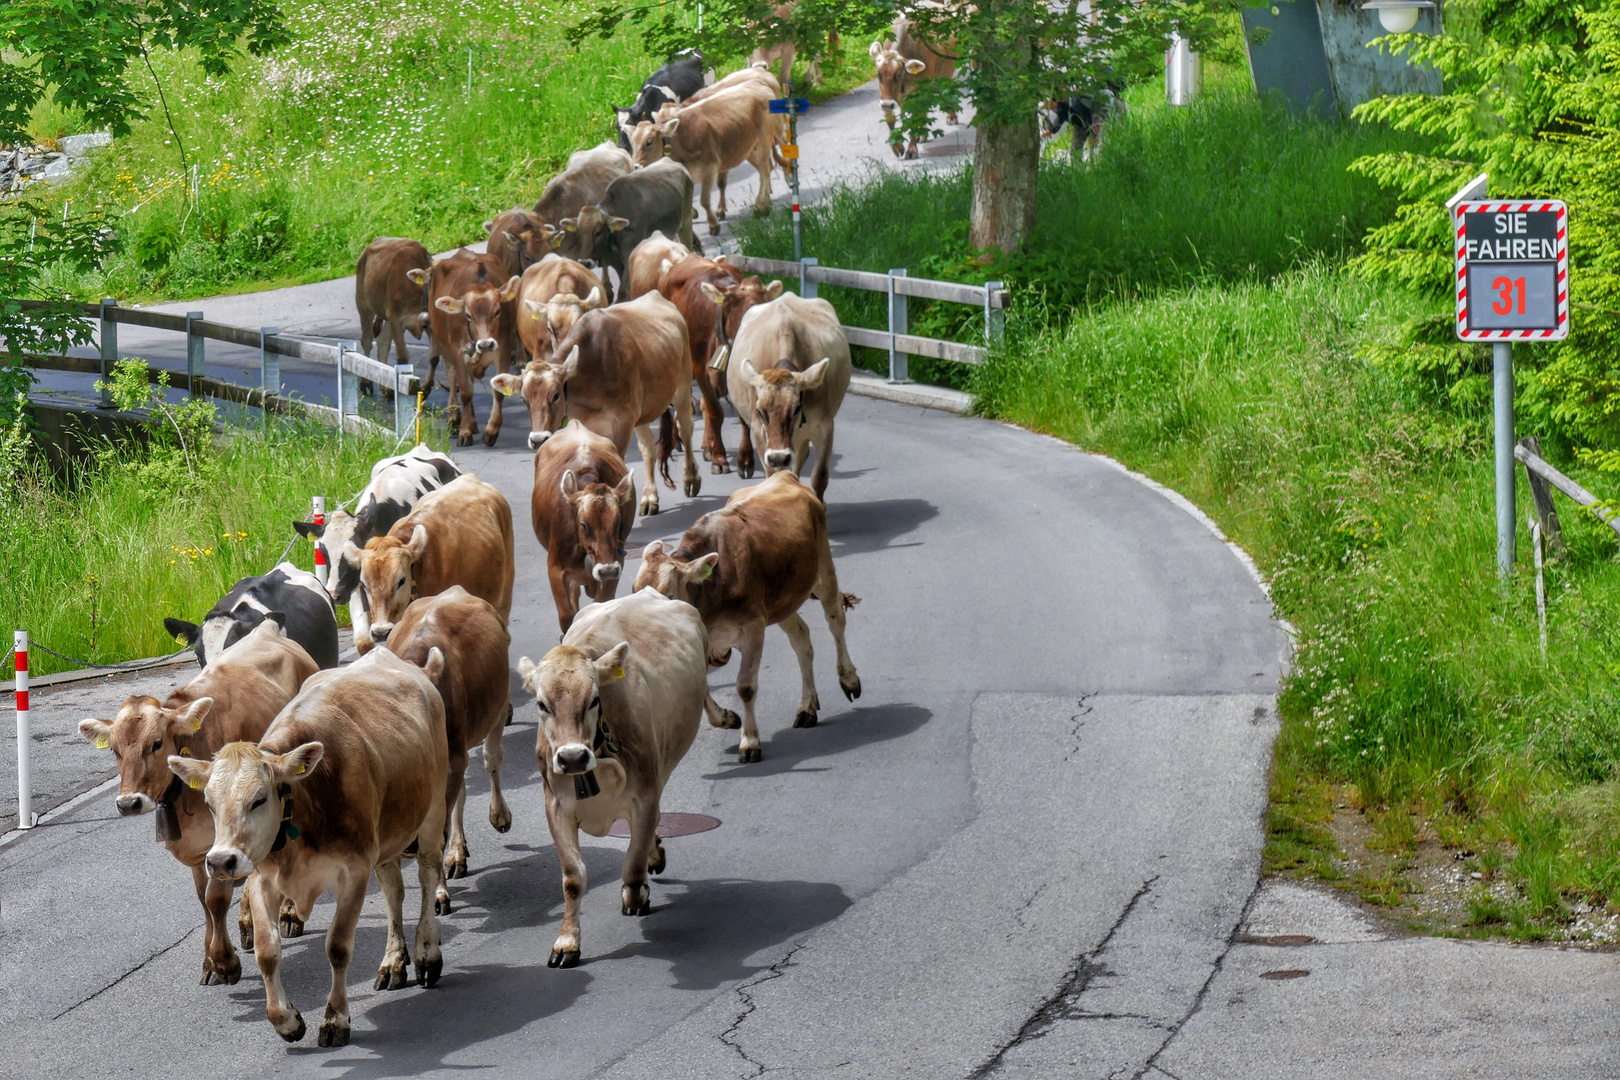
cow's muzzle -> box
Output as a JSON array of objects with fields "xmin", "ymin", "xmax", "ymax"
[
  {"xmin": 553, "ymin": 743, "xmax": 597, "ymax": 775},
  {"xmin": 116, "ymin": 793, "xmax": 153, "ymax": 817},
  {"xmin": 764, "ymin": 449, "xmax": 793, "ymax": 469},
  {"xmin": 528, "ymin": 430, "xmax": 551, "ymax": 451},
  {"xmin": 591, "ymin": 561, "xmax": 622, "ymax": 583},
  {"xmin": 475, "ymin": 337, "xmax": 498, "ymax": 354},
  {"xmin": 205, "ymin": 847, "xmax": 252, "ymax": 881},
  {"xmin": 370, "ymin": 623, "xmax": 394, "ymax": 644},
  {"xmin": 880, "ymin": 98, "xmax": 898, "ymax": 112}
]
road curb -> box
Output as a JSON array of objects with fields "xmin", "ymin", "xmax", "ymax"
[{"xmin": 847, "ymin": 371, "xmax": 971, "ymax": 414}]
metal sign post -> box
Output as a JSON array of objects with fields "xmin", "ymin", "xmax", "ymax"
[
  {"xmin": 1450, "ymin": 174, "xmax": 1570, "ymax": 580},
  {"xmin": 769, "ymin": 95, "xmax": 811, "ymax": 262}
]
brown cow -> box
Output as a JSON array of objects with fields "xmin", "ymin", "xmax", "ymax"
[
  {"xmin": 385, "ymin": 586, "xmax": 512, "ymax": 914},
  {"xmin": 627, "ymin": 230, "xmax": 692, "ymax": 301},
  {"xmin": 491, "ymin": 289, "xmax": 699, "ymax": 514},
  {"xmin": 749, "ymin": 2, "xmax": 840, "ymax": 88},
  {"xmin": 79, "ymin": 619, "xmax": 318, "ymax": 985},
  {"xmin": 348, "ymin": 473, "xmax": 516, "ymax": 653},
  {"xmin": 627, "ymin": 82, "xmax": 777, "ymax": 235},
  {"xmin": 870, "ymin": 16, "xmax": 959, "ymax": 158},
  {"xmin": 356, "ymin": 238, "xmax": 431, "ymax": 369},
  {"xmin": 535, "ymin": 142, "xmax": 635, "ymax": 255},
  {"xmin": 516, "ymin": 254, "xmax": 606, "ymax": 364},
  {"xmin": 407, "ymin": 249, "xmax": 520, "ymax": 447},
  {"xmin": 485, "ymin": 208, "xmax": 555, "ymax": 279},
  {"xmin": 169, "ymin": 646, "xmax": 450, "ymax": 1046},
  {"xmin": 663, "ymin": 256, "xmax": 782, "ymax": 472},
  {"xmin": 529, "ymin": 419, "xmax": 636, "ymax": 633},
  {"xmin": 635, "ymin": 470, "xmax": 861, "ymax": 763}
]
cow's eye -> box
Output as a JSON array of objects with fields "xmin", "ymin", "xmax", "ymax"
[
  {"xmin": 151, "ymin": 739, "xmax": 163, "ymax": 753},
  {"xmin": 589, "ymin": 696, "xmax": 601, "ymax": 713},
  {"xmin": 250, "ymin": 794, "xmax": 267, "ymax": 811},
  {"xmin": 550, "ymin": 391, "xmax": 561, "ymax": 403},
  {"xmin": 537, "ymin": 700, "xmax": 552, "ymax": 715},
  {"xmin": 397, "ymin": 577, "xmax": 406, "ymax": 589}
]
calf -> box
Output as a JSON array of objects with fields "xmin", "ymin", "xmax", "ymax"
[
  {"xmin": 517, "ymin": 588, "xmax": 708, "ymax": 967},
  {"xmin": 165, "ymin": 563, "xmax": 338, "ymax": 670},
  {"xmin": 626, "ymin": 82, "xmax": 777, "ymax": 236},
  {"xmin": 535, "ymin": 142, "xmax": 634, "ymax": 233},
  {"xmin": 408, "ymin": 249, "xmax": 520, "ymax": 447},
  {"xmin": 636, "ymin": 471, "xmax": 860, "ymax": 763},
  {"xmin": 530, "ymin": 420, "xmax": 636, "ymax": 633},
  {"xmin": 485, "ymin": 208, "xmax": 554, "ymax": 279},
  {"xmin": 355, "ymin": 238, "xmax": 431, "ymax": 369},
  {"xmin": 726, "ymin": 292, "xmax": 851, "ymax": 499},
  {"xmin": 491, "ymin": 290, "xmax": 698, "ymax": 514},
  {"xmin": 80, "ymin": 619, "xmax": 318, "ymax": 985},
  {"xmin": 613, "ymin": 50, "xmax": 707, "ymax": 151},
  {"xmin": 384, "ymin": 586, "xmax": 512, "ymax": 913},
  {"xmin": 626, "ymin": 230, "xmax": 691, "ymax": 301},
  {"xmin": 516, "ymin": 254, "xmax": 605, "ymax": 365},
  {"xmin": 870, "ymin": 16, "xmax": 958, "ymax": 158},
  {"xmin": 169, "ymin": 646, "xmax": 450, "ymax": 1046},
  {"xmin": 663, "ymin": 255, "xmax": 782, "ymax": 471},
  {"xmin": 292, "ymin": 443, "xmax": 460, "ymax": 605},
  {"xmin": 348, "ymin": 473, "xmax": 515, "ymax": 653},
  {"xmin": 561, "ymin": 158, "xmax": 698, "ymax": 301}
]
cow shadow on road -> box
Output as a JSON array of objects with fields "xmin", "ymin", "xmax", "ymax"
[
  {"xmin": 699, "ymin": 703, "xmax": 933, "ymax": 780},
  {"xmin": 828, "ymin": 498, "xmax": 938, "ymax": 556}
]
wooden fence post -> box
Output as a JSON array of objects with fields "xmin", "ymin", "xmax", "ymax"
[
  {"xmin": 1518, "ymin": 436, "xmax": 1566, "ymax": 557},
  {"xmin": 985, "ymin": 281, "xmax": 1005, "ymax": 348}
]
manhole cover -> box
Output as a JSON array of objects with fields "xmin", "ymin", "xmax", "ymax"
[
  {"xmin": 1239, "ymin": 934, "xmax": 1315, "ymax": 947},
  {"xmin": 608, "ymin": 813, "xmax": 721, "ymax": 838},
  {"xmin": 1260, "ymin": 969, "xmax": 1310, "ymax": 981}
]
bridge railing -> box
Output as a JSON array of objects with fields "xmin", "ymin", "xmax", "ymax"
[{"xmin": 724, "ymin": 255, "xmax": 1007, "ymax": 383}]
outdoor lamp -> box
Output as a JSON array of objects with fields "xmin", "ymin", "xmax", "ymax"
[{"xmin": 1360, "ymin": 0, "xmax": 1437, "ymax": 34}]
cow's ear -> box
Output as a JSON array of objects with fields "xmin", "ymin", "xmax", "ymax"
[
  {"xmin": 687, "ymin": 552, "xmax": 719, "ymax": 583},
  {"xmin": 766, "ymin": 279, "xmax": 784, "ymax": 299},
  {"xmin": 262, "ymin": 611, "xmax": 288, "ymax": 633},
  {"xmin": 714, "ymin": 253, "xmax": 729, "ymax": 264},
  {"xmin": 422, "ymin": 646, "xmax": 445, "ymax": 685},
  {"xmin": 561, "ymin": 470, "xmax": 580, "ymax": 498},
  {"xmin": 405, "ymin": 524, "xmax": 430, "ymax": 563},
  {"xmin": 79, "ymin": 718, "xmax": 114, "ymax": 750},
  {"xmin": 660, "ymin": 117, "xmax": 680, "ymax": 138},
  {"xmin": 642, "ymin": 539, "xmax": 665, "ymax": 559},
  {"xmin": 406, "ymin": 268, "xmax": 429, "ymax": 285},
  {"xmin": 169, "ymin": 754, "xmax": 213, "ymax": 790},
  {"xmin": 342, "ymin": 540, "xmax": 366, "ymax": 569},
  {"xmin": 435, "ymin": 295, "xmax": 463, "ymax": 314},
  {"xmin": 560, "ymin": 345, "xmax": 581, "ymax": 379},
  {"xmin": 273, "ymin": 742, "xmax": 324, "ymax": 784},
  {"xmin": 561, "ymin": 218, "xmax": 578, "ymax": 233},
  {"xmin": 502, "ymin": 230, "xmax": 520, "ymax": 245},
  {"xmin": 739, "ymin": 359, "xmax": 763, "ymax": 387},
  {"xmin": 869, "ymin": 40, "xmax": 883, "ymax": 60},
  {"xmin": 594, "ymin": 642, "xmax": 629, "ymax": 682},
  {"xmin": 491, "ymin": 372, "xmax": 522, "ymax": 396},
  {"xmin": 583, "ymin": 286, "xmax": 605, "ymax": 310},
  {"xmin": 164, "ymin": 618, "xmax": 200, "ymax": 646},
  {"xmin": 608, "ymin": 217, "xmax": 630, "ymax": 233},
  {"xmin": 549, "ymin": 230, "xmax": 565, "ymax": 249},
  {"xmin": 699, "ymin": 281, "xmax": 726, "ymax": 306},
  {"xmin": 169, "ymin": 696, "xmax": 213, "ymax": 735},
  {"xmin": 905, "ymin": 59, "xmax": 926, "ymax": 74},
  {"xmin": 523, "ymin": 299, "xmax": 544, "ymax": 320},
  {"xmin": 483, "ymin": 220, "xmax": 495, "ymax": 233},
  {"xmin": 292, "ymin": 519, "xmax": 325, "ymax": 539},
  {"xmin": 500, "ymin": 275, "xmax": 521, "ymax": 301},
  {"xmin": 613, "ymin": 473, "xmax": 635, "ymax": 505},
  {"xmin": 799, "ymin": 357, "xmax": 831, "ymax": 390},
  {"xmin": 517, "ymin": 655, "xmax": 539, "ymax": 691}
]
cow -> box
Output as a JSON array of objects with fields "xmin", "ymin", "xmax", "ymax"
[
  {"xmin": 635, "ymin": 470, "xmax": 861, "ymax": 762},
  {"xmin": 626, "ymin": 82, "xmax": 777, "ymax": 236},
  {"xmin": 662, "ymin": 255, "xmax": 782, "ymax": 471},
  {"xmin": 491, "ymin": 289, "xmax": 698, "ymax": 515},
  {"xmin": 407, "ymin": 248, "xmax": 520, "ymax": 447},
  {"xmin": 529, "ymin": 420, "xmax": 636, "ymax": 633},
  {"xmin": 626, "ymin": 230, "xmax": 691, "ymax": 301},
  {"xmin": 355, "ymin": 238, "xmax": 432, "ymax": 372},
  {"xmin": 165, "ymin": 564, "xmax": 338, "ymax": 671},
  {"xmin": 516, "ymin": 588, "xmax": 708, "ymax": 968},
  {"xmin": 612, "ymin": 50, "xmax": 708, "ymax": 152},
  {"xmin": 485, "ymin": 208, "xmax": 555, "ymax": 279},
  {"xmin": 79, "ymin": 618, "xmax": 319, "ymax": 985},
  {"xmin": 748, "ymin": 2, "xmax": 840, "ymax": 88},
  {"xmin": 559, "ymin": 158, "xmax": 698, "ymax": 301},
  {"xmin": 679, "ymin": 62, "xmax": 780, "ymax": 107},
  {"xmin": 516, "ymin": 254, "xmax": 606, "ymax": 365},
  {"xmin": 869, "ymin": 16, "xmax": 958, "ymax": 159},
  {"xmin": 347, "ymin": 473, "xmax": 515, "ymax": 654},
  {"xmin": 534, "ymin": 142, "xmax": 634, "ymax": 236},
  {"xmin": 168, "ymin": 645, "xmax": 450, "ymax": 1046},
  {"xmin": 292, "ymin": 443, "xmax": 460, "ymax": 606},
  {"xmin": 726, "ymin": 292, "xmax": 851, "ymax": 499},
  {"xmin": 384, "ymin": 586, "xmax": 512, "ymax": 913}
]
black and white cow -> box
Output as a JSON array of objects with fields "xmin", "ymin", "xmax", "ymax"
[
  {"xmin": 292, "ymin": 443, "xmax": 460, "ymax": 603},
  {"xmin": 164, "ymin": 564, "xmax": 339, "ymax": 669},
  {"xmin": 613, "ymin": 50, "xmax": 708, "ymax": 152}
]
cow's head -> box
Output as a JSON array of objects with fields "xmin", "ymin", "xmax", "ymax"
[
  {"xmin": 292, "ymin": 507, "xmax": 364, "ymax": 602},
  {"xmin": 485, "ymin": 213, "xmax": 555, "ymax": 274},
  {"xmin": 169, "ymin": 740, "xmax": 325, "ymax": 881},
  {"xmin": 632, "ymin": 540, "xmax": 718, "ymax": 604},
  {"xmin": 81, "ymin": 694, "xmax": 213, "ymax": 817},
  {"xmin": 624, "ymin": 119, "xmax": 669, "ymax": 166},
  {"xmin": 563, "ymin": 468, "xmax": 635, "ymax": 584},
  {"xmin": 348, "ymin": 526, "xmax": 430, "ymax": 645},
  {"xmin": 557, "ymin": 206, "xmax": 629, "ymax": 271},
  {"xmin": 164, "ymin": 606, "xmax": 287, "ymax": 669},
  {"xmin": 522, "ymin": 286, "xmax": 604, "ymax": 361},
  {"xmin": 738, "ymin": 358, "xmax": 830, "ymax": 471},
  {"xmin": 630, "ymin": 83, "xmax": 680, "ymax": 126},
  {"xmin": 491, "ymin": 345, "xmax": 580, "ymax": 449},
  {"xmin": 698, "ymin": 277, "xmax": 783, "ymax": 369},
  {"xmin": 431, "ymin": 270, "xmax": 520, "ymax": 378},
  {"xmin": 518, "ymin": 642, "xmax": 629, "ymax": 778},
  {"xmin": 869, "ymin": 40, "xmax": 926, "ymax": 123}
]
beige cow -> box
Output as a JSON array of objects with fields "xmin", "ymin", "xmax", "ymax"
[
  {"xmin": 79, "ymin": 619, "xmax": 317, "ymax": 985},
  {"xmin": 515, "ymin": 254, "xmax": 606, "ymax": 364},
  {"xmin": 517, "ymin": 588, "xmax": 709, "ymax": 967},
  {"xmin": 726, "ymin": 292, "xmax": 852, "ymax": 499},
  {"xmin": 626, "ymin": 82, "xmax": 778, "ymax": 235},
  {"xmin": 348, "ymin": 473, "xmax": 515, "ymax": 652},
  {"xmin": 168, "ymin": 646, "xmax": 450, "ymax": 1046},
  {"xmin": 626, "ymin": 230, "xmax": 692, "ymax": 301},
  {"xmin": 870, "ymin": 15, "xmax": 959, "ymax": 159}
]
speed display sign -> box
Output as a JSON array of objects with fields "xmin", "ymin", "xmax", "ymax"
[{"xmin": 1455, "ymin": 200, "xmax": 1568, "ymax": 340}]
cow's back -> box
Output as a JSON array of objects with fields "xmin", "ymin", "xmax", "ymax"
[
  {"xmin": 729, "ymin": 293, "xmax": 850, "ymax": 419},
  {"xmin": 563, "ymin": 293, "xmax": 690, "ymax": 432},
  {"xmin": 897, "ymin": 17, "xmax": 955, "ymax": 78},
  {"xmin": 690, "ymin": 475, "xmax": 823, "ymax": 622},
  {"xmin": 670, "ymin": 87, "xmax": 770, "ymax": 172},
  {"xmin": 532, "ymin": 421, "xmax": 628, "ymax": 551},
  {"xmin": 395, "ymin": 474, "xmax": 515, "ymax": 622},
  {"xmin": 186, "ymin": 621, "xmax": 319, "ymax": 749},
  {"xmin": 386, "ymin": 588, "xmax": 508, "ymax": 755},
  {"xmin": 536, "ymin": 144, "xmax": 633, "ymax": 223}
]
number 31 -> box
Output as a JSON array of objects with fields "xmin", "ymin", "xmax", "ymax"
[{"xmin": 1492, "ymin": 276, "xmax": 1526, "ymax": 316}]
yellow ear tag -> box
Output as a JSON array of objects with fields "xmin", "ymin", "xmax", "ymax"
[
  {"xmin": 191, "ymin": 719, "xmax": 204, "ymax": 732},
  {"xmin": 188, "ymin": 776, "xmax": 205, "ymax": 790},
  {"xmin": 498, "ymin": 384, "xmax": 515, "ymax": 397},
  {"xmin": 608, "ymin": 664, "xmax": 625, "ymax": 680},
  {"xmin": 174, "ymin": 634, "xmax": 187, "ymax": 646},
  {"xmin": 95, "ymin": 736, "xmax": 110, "ymax": 750},
  {"xmin": 180, "ymin": 748, "xmax": 192, "ymax": 757},
  {"xmin": 295, "ymin": 763, "xmax": 306, "ymax": 775}
]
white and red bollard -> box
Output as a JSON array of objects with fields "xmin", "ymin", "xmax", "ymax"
[
  {"xmin": 15, "ymin": 630, "xmax": 33, "ymax": 830},
  {"xmin": 311, "ymin": 495, "xmax": 327, "ymax": 589}
]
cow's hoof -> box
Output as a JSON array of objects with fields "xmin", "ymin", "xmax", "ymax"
[
  {"xmin": 456, "ymin": 434, "xmax": 474, "ymax": 447},
  {"xmin": 202, "ymin": 954, "xmax": 241, "ymax": 985},
  {"xmin": 415, "ymin": 954, "xmax": 443, "ymax": 988},
  {"xmin": 752, "ymin": 204, "xmax": 771, "ymax": 219},
  {"xmin": 622, "ymin": 883, "xmax": 651, "ymax": 916},
  {"xmin": 716, "ymin": 708, "xmax": 742, "ymax": 729},
  {"xmin": 890, "ymin": 144, "xmax": 904, "ymax": 159},
  {"xmin": 318, "ymin": 1016, "xmax": 350, "ymax": 1048},
  {"xmin": 435, "ymin": 893, "xmax": 453, "ymax": 916},
  {"xmin": 280, "ymin": 913, "xmax": 305, "ymax": 938},
  {"xmin": 278, "ymin": 1012, "xmax": 307, "ymax": 1043},
  {"xmin": 738, "ymin": 746, "xmax": 762, "ymax": 764},
  {"xmin": 793, "ymin": 709, "xmax": 818, "ymax": 729},
  {"xmin": 842, "ymin": 673, "xmax": 862, "ymax": 701},
  {"xmin": 716, "ymin": 208, "xmax": 728, "ymax": 221},
  {"xmin": 444, "ymin": 849, "xmax": 468, "ymax": 880},
  {"xmin": 738, "ymin": 461, "xmax": 755, "ymax": 479},
  {"xmin": 548, "ymin": 947, "xmax": 580, "ymax": 969},
  {"xmin": 711, "ymin": 459, "xmax": 730, "ymax": 474},
  {"xmin": 640, "ymin": 498, "xmax": 660, "ymax": 516},
  {"xmin": 684, "ymin": 477, "xmax": 701, "ymax": 498},
  {"xmin": 376, "ymin": 951, "xmax": 410, "ymax": 991},
  {"xmin": 482, "ymin": 431, "xmax": 498, "ymax": 448},
  {"xmin": 707, "ymin": 224, "xmax": 720, "ymax": 237},
  {"xmin": 648, "ymin": 847, "xmax": 667, "ymax": 876},
  {"xmin": 490, "ymin": 804, "xmax": 513, "ymax": 833},
  {"xmin": 905, "ymin": 149, "xmax": 919, "ymax": 161}
]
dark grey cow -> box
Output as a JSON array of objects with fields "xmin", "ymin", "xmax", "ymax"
[
  {"xmin": 561, "ymin": 158, "xmax": 697, "ymax": 302},
  {"xmin": 164, "ymin": 564, "xmax": 339, "ymax": 670},
  {"xmin": 613, "ymin": 51, "xmax": 707, "ymax": 152}
]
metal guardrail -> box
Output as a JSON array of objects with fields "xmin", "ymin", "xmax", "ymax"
[
  {"xmin": 725, "ymin": 255, "xmax": 1007, "ymax": 382},
  {"xmin": 17, "ymin": 298, "xmax": 419, "ymax": 439}
]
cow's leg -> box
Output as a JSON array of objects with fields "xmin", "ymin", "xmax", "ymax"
[
  {"xmin": 317, "ymin": 869, "xmax": 367, "ymax": 1047},
  {"xmin": 816, "ymin": 541, "xmax": 862, "ymax": 702},
  {"xmin": 440, "ymin": 744, "xmax": 472, "ymax": 914},
  {"xmin": 248, "ymin": 873, "xmax": 305, "ymax": 1043},
  {"xmin": 778, "ymin": 612, "xmax": 821, "ymax": 728},
  {"xmin": 676, "ymin": 380, "xmax": 700, "ymax": 498},
  {"xmin": 906, "ymin": 134, "xmax": 920, "ymax": 160},
  {"xmin": 717, "ymin": 169, "xmax": 728, "ymax": 222},
  {"xmin": 737, "ymin": 420, "xmax": 757, "ymax": 479},
  {"xmin": 198, "ymin": 866, "xmax": 242, "ymax": 985},
  {"xmin": 413, "ymin": 785, "xmax": 448, "ymax": 988},
  {"xmin": 426, "ymin": 351, "xmax": 443, "ymax": 405},
  {"xmin": 374, "ymin": 858, "xmax": 411, "ymax": 990},
  {"xmin": 484, "ymin": 722, "xmax": 512, "ymax": 833},
  {"xmin": 279, "ymin": 896, "xmax": 305, "ymax": 938},
  {"xmin": 695, "ymin": 364, "xmax": 730, "ymax": 473},
  {"xmin": 238, "ymin": 890, "xmax": 254, "ymax": 952},
  {"xmin": 482, "ymin": 351, "xmax": 508, "ymax": 447},
  {"xmin": 544, "ymin": 794, "xmax": 586, "ymax": 968},
  {"xmin": 621, "ymin": 797, "xmax": 660, "ymax": 916},
  {"xmin": 361, "ymin": 312, "xmax": 376, "ymax": 358},
  {"xmin": 809, "ymin": 423, "xmax": 834, "ymax": 502},
  {"xmin": 392, "ymin": 318, "xmax": 413, "ymax": 378},
  {"xmin": 351, "ymin": 600, "xmax": 373, "ymax": 659},
  {"xmin": 454, "ymin": 360, "xmax": 478, "ymax": 447},
  {"xmin": 751, "ymin": 141, "xmax": 774, "ymax": 216},
  {"xmin": 550, "ymin": 561, "xmax": 580, "ymax": 634},
  {"xmin": 699, "ymin": 168, "xmax": 720, "ymax": 236},
  {"xmin": 634, "ymin": 422, "xmax": 662, "ymax": 516},
  {"xmin": 735, "ymin": 622, "xmax": 766, "ymax": 763},
  {"xmin": 704, "ymin": 691, "xmax": 741, "ymax": 729}
]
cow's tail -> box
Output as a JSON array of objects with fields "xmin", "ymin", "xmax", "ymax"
[
  {"xmin": 841, "ymin": 593, "xmax": 861, "ymax": 611},
  {"xmin": 658, "ymin": 406, "xmax": 677, "ymax": 489}
]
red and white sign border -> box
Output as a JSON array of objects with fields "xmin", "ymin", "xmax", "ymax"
[{"xmin": 1455, "ymin": 200, "xmax": 1569, "ymax": 341}]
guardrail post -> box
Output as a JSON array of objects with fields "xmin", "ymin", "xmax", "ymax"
[
  {"xmin": 97, "ymin": 299, "xmax": 117, "ymax": 409},
  {"xmin": 14, "ymin": 630, "xmax": 33, "ymax": 830},
  {"xmin": 985, "ymin": 281, "xmax": 1005, "ymax": 348},
  {"xmin": 888, "ymin": 269, "xmax": 909, "ymax": 384},
  {"xmin": 342, "ymin": 341, "xmax": 360, "ymax": 439},
  {"xmin": 260, "ymin": 327, "xmax": 280, "ymax": 432},
  {"xmin": 311, "ymin": 497, "xmax": 327, "ymax": 587},
  {"xmin": 799, "ymin": 257, "xmax": 818, "ymax": 300},
  {"xmin": 185, "ymin": 311, "xmax": 205, "ymax": 397},
  {"xmin": 394, "ymin": 363, "xmax": 414, "ymax": 440}
]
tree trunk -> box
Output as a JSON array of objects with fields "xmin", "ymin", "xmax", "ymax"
[{"xmin": 969, "ymin": 111, "xmax": 1040, "ymax": 254}]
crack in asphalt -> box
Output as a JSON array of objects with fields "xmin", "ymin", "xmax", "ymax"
[
  {"xmin": 1006, "ymin": 881, "xmax": 1050, "ymax": 942},
  {"xmin": 968, "ymin": 875, "xmax": 1159, "ymax": 1079},
  {"xmin": 52, "ymin": 923, "xmax": 200, "ymax": 1020},
  {"xmin": 1062, "ymin": 694, "xmax": 1097, "ymax": 762},
  {"xmin": 717, "ymin": 941, "xmax": 806, "ymax": 1077}
]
